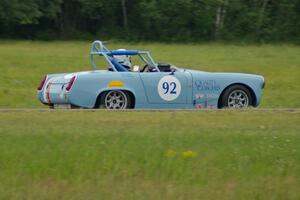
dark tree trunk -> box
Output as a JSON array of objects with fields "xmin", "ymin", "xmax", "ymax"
[
  {"xmin": 58, "ymin": 0, "xmax": 80, "ymax": 38},
  {"xmin": 257, "ymin": 0, "xmax": 269, "ymax": 31},
  {"xmin": 215, "ymin": 0, "xmax": 228, "ymax": 39},
  {"xmin": 121, "ymin": 0, "xmax": 129, "ymax": 30}
]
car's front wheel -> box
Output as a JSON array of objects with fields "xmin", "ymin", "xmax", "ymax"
[
  {"xmin": 99, "ymin": 90, "xmax": 132, "ymax": 109},
  {"xmin": 220, "ymin": 85, "xmax": 253, "ymax": 109}
]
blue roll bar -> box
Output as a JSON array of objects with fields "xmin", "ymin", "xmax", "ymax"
[{"xmin": 90, "ymin": 40, "xmax": 159, "ymax": 72}]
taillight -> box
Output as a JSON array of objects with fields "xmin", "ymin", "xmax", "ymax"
[
  {"xmin": 37, "ymin": 75, "xmax": 47, "ymax": 91},
  {"xmin": 66, "ymin": 76, "xmax": 76, "ymax": 92}
]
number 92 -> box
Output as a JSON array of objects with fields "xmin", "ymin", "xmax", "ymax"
[{"xmin": 162, "ymin": 82, "xmax": 177, "ymax": 94}]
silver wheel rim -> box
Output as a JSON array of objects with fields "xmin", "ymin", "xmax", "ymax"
[
  {"xmin": 228, "ymin": 90, "xmax": 249, "ymax": 108},
  {"xmin": 105, "ymin": 91, "xmax": 127, "ymax": 109}
]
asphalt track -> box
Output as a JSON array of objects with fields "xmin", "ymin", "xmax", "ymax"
[{"xmin": 0, "ymin": 108, "xmax": 299, "ymax": 113}]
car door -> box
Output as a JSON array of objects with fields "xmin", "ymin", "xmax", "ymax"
[{"xmin": 139, "ymin": 71, "xmax": 189, "ymax": 104}]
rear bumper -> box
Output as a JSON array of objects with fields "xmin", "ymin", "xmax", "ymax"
[{"xmin": 37, "ymin": 90, "xmax": 70, "ymax": 105}]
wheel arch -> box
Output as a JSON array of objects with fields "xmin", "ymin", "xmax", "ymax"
[
  {"xmin": 94, "ymin": 89, "xmax": 136, "ymax": 109},
  {"xmin": 217, "ymin": 83, "xmax": 257, "ymax": 108}
]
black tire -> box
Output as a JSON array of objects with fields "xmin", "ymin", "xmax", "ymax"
[
  {"xmin": 220, "ymin": 85, "xmax": 253, "ymax": 109},
  {"xmin": 98, "ymin": 90, "xmax": 133, "ymax": 109}
]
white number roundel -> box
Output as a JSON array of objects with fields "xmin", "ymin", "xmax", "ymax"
[{"xmin": 157, "ymin": 76, "xmax": 181, "ymax": 101}]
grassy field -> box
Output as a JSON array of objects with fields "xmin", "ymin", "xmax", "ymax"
[
  {"xmin": 0, "ymin": 41, "xmax": 299, "ymax": 199},
  {"xmin": 0, "ymin": 41, "xmax": 299, "ymax": 108},
  {"xmin": 0, "ymin": 110, "xmax": 299, "ymax": 199}
]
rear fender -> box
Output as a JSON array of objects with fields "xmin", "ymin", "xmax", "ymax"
[{"xmin": 94, "ymin": 87, "xmax": 136, "ymax": 108}]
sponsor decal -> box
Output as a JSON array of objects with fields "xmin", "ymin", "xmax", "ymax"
[
  {"xmin": 108, "ymin": 80, "xmax": 125, "ymax": 87},
  {"xmin": 206, "ymin": 93, "xmax": 219, "ymax": 99},
  {"xmin": 195, "ymin": 93, "xmax": 218, "ymax": 100},
  {"xmin": 195, "ymin": 94, "xmax": 205, "ymax": 99},
  {"xmin": 157, "ymin": 76, "xmax": 181, "ymax": 101},
  {"xmin": 195, "ymin": 80, "xmax": 220, "ymax": 91}
]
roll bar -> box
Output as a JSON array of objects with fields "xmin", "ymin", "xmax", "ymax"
[{"xmin": 90, "ymin": 40, "xmax": 159, "ymax": 72}]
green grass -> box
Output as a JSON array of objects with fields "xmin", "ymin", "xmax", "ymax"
[
  {"xmin": 0, "ymin": 110, "xmax": 299, "ymax": 199},
  {"xmin": 0, "ymin": 41, "xmax": 299, "ymax": 199},
  {"xmin": 0, "ymin": 41, "xmax": 299, "ymax": 108}
]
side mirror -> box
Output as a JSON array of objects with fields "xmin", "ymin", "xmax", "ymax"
[{"xmin": 133, "ymin": 65, "xmax": 140, "ymax": 72}]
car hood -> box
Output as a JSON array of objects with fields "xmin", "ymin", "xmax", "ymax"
[{"xmin": 185, "ymin": 69, "xmax": 264, "ymax": 80}]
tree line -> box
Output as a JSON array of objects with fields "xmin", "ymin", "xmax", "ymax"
[{"xmin": 0, "ymin": 0, "xmax": 299, "ymax": 42}]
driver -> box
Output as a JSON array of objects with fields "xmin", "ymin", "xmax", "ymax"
[{"xmin": 113, "ymin": 49, "xmax": 132, "ymax": 71}]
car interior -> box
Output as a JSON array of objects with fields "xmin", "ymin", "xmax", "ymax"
[{"xmin": 109, "ymin": 55, "xmax": 175, "ymax": 73}]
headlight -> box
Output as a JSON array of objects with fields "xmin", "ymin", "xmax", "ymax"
[{"xmin": 262, "ymin": 77, "xmax": 266, "ymax": 89}]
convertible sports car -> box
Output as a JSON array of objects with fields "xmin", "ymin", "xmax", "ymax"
[{"xmin": 37, "ymin": 40, "xmax": 265, "ymax": 109}]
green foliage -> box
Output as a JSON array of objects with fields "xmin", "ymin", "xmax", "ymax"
[
  {"xmin": 0, "ymin": 0, "xmax": 62, "ymax": 24},
  {"xmin": 39, "ymin": 0, "xmax": 62, "ymax": 19},
  {"xmin": 0, "ymin": 0, "xmax": 299, "ymax": 42},
  {"xmin": 0, "ymin": 0, "xmax": 41, "ymax": 24}
]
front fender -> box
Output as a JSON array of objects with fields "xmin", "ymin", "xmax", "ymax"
[{"xmin": 190, "ymin": 70, "xmax": 264, "ymax": 107}]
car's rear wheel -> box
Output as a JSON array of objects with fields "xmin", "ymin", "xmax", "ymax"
[
  {"xmin": 99, "ymin": 90, "xmax": 132, "ymax": 109},
  {"xmin": 220, "ymin": 85, "xmax": 253, "ymax": 109}
]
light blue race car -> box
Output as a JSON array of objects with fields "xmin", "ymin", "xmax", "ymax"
[{"xmin": 37, "ymin": 40, "xmax": 265, "ymax": 109}]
